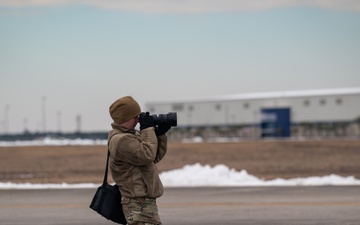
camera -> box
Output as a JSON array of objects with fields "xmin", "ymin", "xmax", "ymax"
[
  {"xmin": 152, "ymin": 112, "xmax": 177, "ymax": 127},
  {"xmin": 140, "ymin": 112, "xmax": 177, "ymax": 127}
]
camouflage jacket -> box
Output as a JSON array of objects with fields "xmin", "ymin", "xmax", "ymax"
[{"xmin": 108, "ymin": 123, "xmax": 167, "ymax": 198}]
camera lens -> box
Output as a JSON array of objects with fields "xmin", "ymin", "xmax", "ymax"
[{"xmin": 152, "ymin": 112, "xmax": 177, "ymax": 127}]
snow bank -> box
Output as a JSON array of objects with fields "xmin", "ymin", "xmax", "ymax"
[{"xmin": 1, "ymin": 164, "xmax": 359, "ymax": 189}]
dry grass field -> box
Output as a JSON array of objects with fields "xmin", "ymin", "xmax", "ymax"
[{"xmin": 0, "ymin": 139, "xmax": 359, "ymax": 184}]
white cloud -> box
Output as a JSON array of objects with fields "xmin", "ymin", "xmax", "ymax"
[{"xmin": 0, "ymin": 0, "xmax": 360, "ymax": 13}]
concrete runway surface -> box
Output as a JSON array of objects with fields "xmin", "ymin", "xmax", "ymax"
[{"xmin": 0, "ymin": 186, "xmax": 359, "ymax": 225}]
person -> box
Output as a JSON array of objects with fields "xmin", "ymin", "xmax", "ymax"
[{"xmin": 107, "ymin": 96, "xmax": 171, "ymax": 225}]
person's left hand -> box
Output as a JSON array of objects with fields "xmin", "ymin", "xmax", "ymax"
[{"xmin": 155, "ymin": 124, "xmax": 171, "ymax": 136}]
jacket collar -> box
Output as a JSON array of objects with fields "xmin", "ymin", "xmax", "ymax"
[{"xmin": 111, "ymin": 122, "xmax": 136, "ymax": 134}]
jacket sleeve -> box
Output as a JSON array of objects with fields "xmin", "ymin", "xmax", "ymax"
[
  {"xmin": 154, "ymin": 134, "xmax": 167, "ymax": 164},
  {"xmin": 113, "ymin": 128, "xmax": 158, "ymax": 166}
]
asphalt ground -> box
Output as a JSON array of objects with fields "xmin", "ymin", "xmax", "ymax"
[{"xmin": 0, "ymin": 186, "xmax": 359, "ymax": 225}]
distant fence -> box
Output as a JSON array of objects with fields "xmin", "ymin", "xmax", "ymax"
[
  {"xmin": 0, "ymin": 131, "xmax": 108, "ymax": 142},
  {"xmin": 167, "ymin": 121, "xmax": 360, "ymax": 142},
  {"xmin": 1, "ymin": 121, "xmax": 359, "ymax": 142}
]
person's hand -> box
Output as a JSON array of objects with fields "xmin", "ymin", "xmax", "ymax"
[
  {"xmin": 139, "ymin": 112, "xmax": 154, "ymax": 130},
  {"xmin": 155, "ymin": 124, "xmax": 171, "ymax": 136}
]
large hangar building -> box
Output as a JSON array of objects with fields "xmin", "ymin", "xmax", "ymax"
[{"xmin": 145, "ymin": 87, "xmax": 360, "ymax": 138}]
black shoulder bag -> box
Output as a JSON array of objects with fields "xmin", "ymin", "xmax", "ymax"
[{"xmin": 89, "ymin": 139, "xmax": 127, "ymax": 224}]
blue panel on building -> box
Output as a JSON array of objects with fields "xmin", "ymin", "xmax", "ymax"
[{"xmin": 260, "ymin": 108, "xmax": 291, "ymax": 138}]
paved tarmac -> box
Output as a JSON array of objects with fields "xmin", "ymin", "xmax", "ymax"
[{"xmin": 0, "ymin": 186, "xmax": 359, "ymax": 225}]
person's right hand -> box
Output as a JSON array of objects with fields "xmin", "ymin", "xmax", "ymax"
[{"xmin": 139, "ymin": 112, "xmax": 154, "ymax": 130}]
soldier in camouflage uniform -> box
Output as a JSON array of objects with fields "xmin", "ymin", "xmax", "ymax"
[{"xmin": 108, "ymin": 96, "xmax": 170, "ymax": 225}]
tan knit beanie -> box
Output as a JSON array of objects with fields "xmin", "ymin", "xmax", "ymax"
[{"xmin": 109, "ymin": 96, "xmax": 141, "ymax": 124}]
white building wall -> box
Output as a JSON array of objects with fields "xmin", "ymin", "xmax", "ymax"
[
  {"xmin": 289, "ymin": 94, "xmax": 360, "ymax": 122},
  {"xmin": 145, "ymin": 89, "xmax": 360, "ymax": 127}
]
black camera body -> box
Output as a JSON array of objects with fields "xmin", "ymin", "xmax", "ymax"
[{"xmin": 140, "ymin": 112, "xmax": 177, "ymax": 127}]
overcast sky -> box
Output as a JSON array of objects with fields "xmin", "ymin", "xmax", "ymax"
[{"xmin": 1, "ymin": 0, "xmax": 360, "ymax": 133}]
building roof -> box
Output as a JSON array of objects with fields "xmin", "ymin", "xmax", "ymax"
[
  {"xmin": 212, "ymin": 87, "xmax": 360, "ymax": 101},
  {"xmin": 147, "ymin": 87, "xmax": 360, "ymax": 105}
]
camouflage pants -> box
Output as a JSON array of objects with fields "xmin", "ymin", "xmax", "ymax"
[{"xmin": 121, "ymin": 196, "xmax": 162, "ymax": 225}]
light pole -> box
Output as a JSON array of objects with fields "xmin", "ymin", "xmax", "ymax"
[
  {"xmin": 42, "ymin": 96, "xmax": 46, "ymax": 133},
  {"xmin": 76, "ymin": 114, "xmax": 81, "ymax": 133},
  {"xmin": 57, "ymin": 110, "xmax": 62, "ymax": 133},
  {"xmin": 4, "ymin": 105, "xmax": 10, "ymax": 134},
  {"xmin": 23, "ymin": 118, "xmax": 28, "ymax": 132}
]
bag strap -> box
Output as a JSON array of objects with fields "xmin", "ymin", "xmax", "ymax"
[
  {"xmin": 103, "ymin": 149, "xmax": 110, "ymax": 186},
  {"xmin": 102, "ymin": 133, "xmax": 119, "ymax": 186}
]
